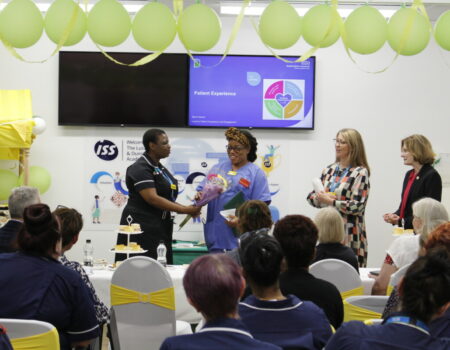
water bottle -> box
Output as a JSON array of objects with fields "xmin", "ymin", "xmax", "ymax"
[
  {"xmin": 83, "ymin": 239, "xmax": 94, "ymax": 273},
  {"xmin": 157, "ymin": 240, "xmax": 167, "ymax": 267}
]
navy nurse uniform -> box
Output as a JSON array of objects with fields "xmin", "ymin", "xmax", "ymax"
[
  {"xmin": 325, "ymin": 316, "xmax": 450, "ymax": 350},
  {"xmin": 0, "ymin": 252, "xmax": 99, "ymax": 350},
  {"xmin": 201, "ymin": 159, "xmax": 270, "ymax": 252},
  {"xmin": 160, "ymin": 318, "xmax": 281, "ymax": 350},
  {"xmin": 117, "ymin": 153, "xmax": 178, "ymax": 264}
]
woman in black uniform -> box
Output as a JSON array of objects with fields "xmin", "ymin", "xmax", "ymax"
[{"xmin": 117, "ymin": 129, "xmax": 200, "ymax": 264}]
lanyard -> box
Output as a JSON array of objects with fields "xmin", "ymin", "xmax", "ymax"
[
  {"xmin": 141, "ymin": 155, "xmax": 176, "ymax": 201},
  {"xmin": 385, "ymin": 316, "xmax": 430, "ymax": 335},
  {"xmin": 329, "ymin": 165, "xmax": 351, "ymax": 193}
]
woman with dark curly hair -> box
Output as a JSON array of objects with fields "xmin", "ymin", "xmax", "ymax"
[{"xmin": 198, "ymin": 127, "xmax": 270, "ymax": 252}]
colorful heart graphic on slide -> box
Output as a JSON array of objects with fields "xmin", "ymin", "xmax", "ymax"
[{"xmin": 264, "ymin": 80, "xmax": 304, "ymax": 119}]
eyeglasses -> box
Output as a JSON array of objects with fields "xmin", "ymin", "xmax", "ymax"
[
  {"xmin": 56, "ymin": 205, "xmax": 68, "ymax": 210},
  {"xmin": 333, "ymin": 139, "xmax": 347, "ymax": 145},
  {"xmin": 226, "ymin": 145, "xmax": 245, "ymax": 152}
]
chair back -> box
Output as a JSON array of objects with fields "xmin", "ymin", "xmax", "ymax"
[
  {"xmin": 109, "ymin": 256, "xmax": 176, "ymax": 350},
  {"xmin": 343, "ymin": 296, "xmax": 388, "ymax": 322},
  {"xmin": 387, "ymin": 263, "xmax": 411, "ymax": 295},
  {"xmin": 0, "ymin": 319, "xmax": 59, "ymax": 350},
  {"xmin": 309, "ymin": 259, "xmax": 363, "ymax": 297}
]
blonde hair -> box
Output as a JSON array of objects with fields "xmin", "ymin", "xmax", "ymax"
[
  {"xmin": 335, "ymin": 128, "xmax": 370, "ymax": 175},
  {"xmin": 401, "ymin": 134, "xmax": 435, "ymax": 165},
  {"xmin": 412, "ymin": 197, "xmax": 449, "ymax": 244},
  {"xmin": 314, "ymin": 207, "xmax": 345, "ymax": 243}
]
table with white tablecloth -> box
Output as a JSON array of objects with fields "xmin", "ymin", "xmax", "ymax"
[
  {"xmin": 89, "ymin": 265, "xmax": 202, "ymax": 324},
  {"xmin": 359, "ymin": 268, "xmax": 376, "ymax": 295}
]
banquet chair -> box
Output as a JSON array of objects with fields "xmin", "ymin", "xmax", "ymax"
[
  {"xmin": 109, "ymin": 256, "xmax": 191, "ymax": 350},
  {"xmin": 387, "ymin": 263, "xmax": 411, "ymax": 295},
  {"xmin": 0, "ymin": 319, "xmax": 59, "ymax": 350},
  {"xmin": 343, "ymin": 296, "xmax": 389, "ymax": 322},
  {"xmin": 309, "ymin": 259, "xmax": 363, "ymax": 298}
]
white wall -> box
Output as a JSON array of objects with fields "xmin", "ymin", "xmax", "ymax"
[{"xmin": 1, "ymin": 15, "xmax": 449, "ymax": 267}]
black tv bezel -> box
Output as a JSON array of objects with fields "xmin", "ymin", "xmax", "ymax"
[
  {"xmin": 58, "ymin": 51, "xmax": 190, "ymax": 128},
  {"xmin": 187, "ymin": 54, "xmax": 316, "ymax": 131}
]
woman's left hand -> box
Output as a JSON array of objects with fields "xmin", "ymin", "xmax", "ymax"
[
  {"xmin": 316, "ymin": 191, "xmax": 336, "ymax": 206},
  {"xmin": 225, "ymin": 215, "xmax": 238, "ymax": 228}
]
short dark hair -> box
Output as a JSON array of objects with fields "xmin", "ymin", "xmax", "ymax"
[
  {"xmin": 240, "ymin": 233, "xmax": 283, "ymax": 287},
  {"xmin": 400, "ymin": 248, "xmax": 450, "ymax": 323},
  {"xmin": 273, "ymin": 215, "xmax": 318, "ymax": 269},
  {"xmin": 238, "ymin": 200, "xmax": 272, "ymax": 234},
  {"xmin": 54, "ymin": 208, "xmax": 83, "ymax": 248},
  {"xmin": 183, "ymin": 254, "xmax": 242, "ymax": 321},
  {"xmin": 17, "ymin": 203, "xmax": 60, "ymax": 256},
  {"xmin": 142, "ymin": 128, "xmax": 166, "ymax": 153}
]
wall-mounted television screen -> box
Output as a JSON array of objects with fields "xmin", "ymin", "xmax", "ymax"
[
  {"xmin": 188, "ymin": 55, "xmax": 315, "ymax": 129},
  {"xmin": 58, "ymin": 52, "xmax": 188, "ymax": 127}
]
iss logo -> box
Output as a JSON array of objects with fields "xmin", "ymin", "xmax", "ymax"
[{"xmin": 94, "ymin": 140, "xmax": 118, "ymax": 161}]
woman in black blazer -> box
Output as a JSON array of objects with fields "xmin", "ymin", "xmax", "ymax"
[{"xmin": 384, "ymin": 134, "xmax": 442, "ymax": 230}]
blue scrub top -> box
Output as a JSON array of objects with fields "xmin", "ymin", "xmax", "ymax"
[
  {"xmin": 160, "ymin": 318, "xmax": 281, "ymax": 350},
  {"xmin": 0, "ymin": 252, "xmax": 99, "ymax": 349},
  {"xmin": 325, "ymin": 317, "xmax": 450, "ymax": 350},
  {"xmin": 239, "ymin": 294, "xmax": 332, "ymax": 350},
  {"xmin": 201, "ymin": 160, "xmax": 271, "ymax": 251}
]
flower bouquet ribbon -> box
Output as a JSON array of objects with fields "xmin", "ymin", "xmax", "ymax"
[{"xmin": 178, "ymin": 174, "xmax": 228, "ymax": 230}]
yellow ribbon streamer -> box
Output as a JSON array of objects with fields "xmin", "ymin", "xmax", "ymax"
[
  {"xmin": 10, "ymin": 328, "xmax": 60, "ymax": 350},
  {"xmin": 340, "ymin": 285, "xmax": 364, "ymax": 299},
  {"xmin": 111, "ymin": 284, "xmax": 175, "ymax": 310},
  {"xmin": 343, "ymin": 299, "xmax": 382, "ymax": 322}
]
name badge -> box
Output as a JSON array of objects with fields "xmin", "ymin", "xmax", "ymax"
[
  {"xmin": 239, "ymin": 177, "xmax": 250, "ymax": 188},
  {"xmin": 228, "ymin": 171, "xmax": 237, "ymax": 176},
  {"xmin": 170, "ymin": 184, "xmax": 177, "ymax": 190}
]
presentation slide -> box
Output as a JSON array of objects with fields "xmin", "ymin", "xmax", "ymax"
[{"xmin": 188, "ymin": 55, "xmax": 315, "ymax": 129}]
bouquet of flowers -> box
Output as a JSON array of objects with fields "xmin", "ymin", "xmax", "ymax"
[{"xmin": 178, "ymin": 174, "xmax": 228, "ymax": 230}]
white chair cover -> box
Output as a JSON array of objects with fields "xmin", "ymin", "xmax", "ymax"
[
  {"xmin": 309, "ymin": 258, "xmax": 362, "ymax": 293},
  {"xmin": 346, "ymin": 296, "xmax": 389, "ymax": 314},
  {"xmin": 0, "ymin": 319, "xmax": 59, "ymax": 350},
  {"xmin": 389, "ymin": 263, "xmax": 411, "ymax": 289}
]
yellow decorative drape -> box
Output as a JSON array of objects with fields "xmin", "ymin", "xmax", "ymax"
[
  {"xmin": 340, "ymin": 285, "xmax": 364, "ymax": 299},
  {"xmin": 111, "ymin": 284, "xmax": 175, "ymax": 310},
  {"xmin": 386, "ymin": 284, "xmax": 394, "ymax": 296},
  {"xmin": 10, "ymin": 328, "xmax": 59, "ymax": 350},
  {"xmin": 343, "ymin": 300, "xmax": 382, "ymax": 322}
]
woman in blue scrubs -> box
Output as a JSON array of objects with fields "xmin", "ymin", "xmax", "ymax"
[
  {"xmin": 325, "ymin": 248, "xmax": 450, "ymax": 350},
  {"xmin": 199, "ymin": 128, "xmax": 271, "ymax": 252}
]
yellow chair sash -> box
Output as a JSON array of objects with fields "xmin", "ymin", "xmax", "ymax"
[
  {"xmin": 386, "ymin": 284, "xmax": 394, "ymax": 296},
  {"xmin": 111, "ymin": 284, "xmax": 175, "ymax": 310},
  {"xmin": 343, "ymin": 300, "xmax": 382, "ymax": 322},
  {"xmin": 340, "ymin": 285, "xmax": 364, "ymax": 299},
  {"xmin": 10, "ymin": 327, "xmax": 59, "ymax": 350}
]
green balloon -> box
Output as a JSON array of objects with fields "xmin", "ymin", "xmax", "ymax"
[
  {"xmin": 0, "ymin": 0, "xmax": 43, "ymax": 48},
  {"xmin": 87, "ymin": 0, "xmax": 131, "ymax": 47},
  {"xmin": 259, "ymin": 0, "xmax": 302, "ymax": 50},
  {"xmin": 434, "ymin": 10, "xmax": 450, "ymax": 51},
  {"xmin": 302, "ymin": 5, "xmax": 340, "ymax": 48},
  {"xmin": 45, "ymin": 0, "xmax": 87, "ymax": 46},
  {"xmin": 18, "ymin": 166, "xmax": 51, "ymax": 195},
  {"xmin": 387, "ymin": 8, "xmax": 430, "ymax": 56},
  {"xmin": 344, "ymin": 6, "xmax": 387, "ymax": 55},
  {"xmin": 0, "ymin": 170, "xmax": 18, "ymax": 201},
  {"xmin": 132, "ymin": 2, "xmax": 176, "ymax": 51},
  {"xmin": 178, "ymin": 3, "xmax": 221, "ymax": 52}
]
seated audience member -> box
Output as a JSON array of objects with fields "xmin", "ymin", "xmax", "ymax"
[
  {"xmin": 372, "ymin": 197, "xmax": 448, "ymax": 295},
  {"xmin": 226, "ymin": 200, "xmax": 273, "ymax": 266},
  {"xmin": 312, "ymin": 207, "xmax": 359, "ymax": 272},
  {"xmin": 0, "ymin": 186, "xmax": 40, "ymax": 253},
  {"xmin": 0, "ymin": 204, "xmax": 99, "ymax": 349},
  {"xmin": 239, "ymin": 233, "xmax": 332, "ymax": 350},
  {"xmin": 326, "ymin": 249, "xmax": 450, "ymax": 350},
  {"xmin": 55, "ymin": 207, "xmax": 109, "ymax": 325},
  {"xmin": 160, "ymin": 254, "xmax": 281, "ymax": 350},
  {"xmin": 274, "ymin": 215, "xmax": 344, "ymax": 329}
]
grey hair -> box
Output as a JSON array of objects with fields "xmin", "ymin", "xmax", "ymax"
[
  {"xmin": 412, "ymin": 197, "xmax": 449, "ymax": 242},
  {"xmin": 8, "ymin": 187, "xmax": 40, "ymax": 219}
]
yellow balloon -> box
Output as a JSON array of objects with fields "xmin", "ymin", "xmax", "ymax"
[
  {"xmin": 18, "ymin": 166, "xmax": 51, "ymax": 194},
  {"xmin": 0, "ymin": 0, "xmax": 43, "ymax": 48},
  {"xmin": 178, "ymin": 3, "xmax": 221, "ymax": 52},
  {"xmin": 0, "ymin": 170, "xmax": 18, "ymax": 201},
  {"xmin": 302, "ymin": 5, "xmax": 340, "ymax": 48},
  {"xmin": 434, "ymin": 10, "xmax": 450, "ymax": 51},
  {"xmin": 45, "ymin": 0, "xmax": 87, "ymax": 46},
  {"xmin": 88, "ymin": 0, "xmax": 131, "ymax": 47}
]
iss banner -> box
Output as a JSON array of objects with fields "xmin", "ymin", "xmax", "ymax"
[{"xmin": 84, "ymin": 137, "xmax": 289, "ymax": 238}]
